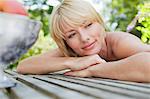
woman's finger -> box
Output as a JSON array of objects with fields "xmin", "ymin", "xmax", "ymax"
[{"xmin": 64, "ymin": 69, "xmax": 92, "ymax": 77}]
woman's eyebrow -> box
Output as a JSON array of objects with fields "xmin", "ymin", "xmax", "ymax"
[
  {"xmin": 65, "ymin": 29, "xmax": 75, "ymax": 34},
  {"xmin": 81, "ymin": 20, "xmax": 91, "ymax": 26},
  {"xmin": 82, "ymin": 20, "xmax": 87, "ymax": 25}
]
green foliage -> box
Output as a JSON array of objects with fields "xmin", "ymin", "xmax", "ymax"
[
  {"xmin": 22, "ymin": 0, "xmax": 57, "ymax": 55},
  {"xmin": 110, "ymin": 0, "xmax": 147, "ymax": 31},
  {"xmin": 24, "ymin": 0, "xmax": 53, "ymax": 36},
  {"xmin": 136, "ymin": 3, "xmax": 150, "ymax": 44}
]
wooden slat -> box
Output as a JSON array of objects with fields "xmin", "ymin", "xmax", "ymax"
[
  {"xmin": 49, "ymin": 73, "xmax": 150, "ymax": 88},
  {"xmin": 46, "ymin": 75, "xmax": 150, "ymax": 99},
  {"xmin": 5, "ymin": 71, "xmax": 95, "ymax": 99},
  {"xmin": 53, "ymin": 75, "xmax": 150, "ymax": 93},
  {"xmin": 3, "ymin": 75, "xmax": 53, "ymax": 99},
  {"xmin": 93, "ymin": 77, "xmax": 150, "ymax": 88},
  {"xmin": 5, "ymin": 70, "xmax": 150, "ymax": 99},
  {"xmin": 18, "ymin": 75, "xmax": 94, "ymax": 99},
  {"xmin": 48, "ymin": 73, "xmax": 150, "ymax": 89},
  {"xmin": 33, "ymin": 75, "xmax": 135, "ymax": 99}
]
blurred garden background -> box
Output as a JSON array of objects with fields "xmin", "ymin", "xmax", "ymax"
[{"xmin": 10, "ymin": 0, "xmax": 150, "ymax": 68}]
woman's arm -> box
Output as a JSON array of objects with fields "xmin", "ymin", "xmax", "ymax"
[
  {"xmin": 65, "ymin": 52, "xmax": 150, "ymax": 82},
  {"xmin": 17, "ymin": 48, "xmax": 69, "ymax": 74},
  {"xmin": 91, "ymin": 52, "xmax": 150, "ymax": 82},
  {"xmin": 64, "ymin": 32, "xmax": 150, "ymax": 82},
  {"xmin": 17, "ymin": 49, "xmax": 70, "ymax": 74},
  {"xmin": 111, "ymin": 32, "xmax": 150, "ymax": 59},
  {"xmin": 17, "ymin": 49, "xmax": 105, "ymax": 74}
]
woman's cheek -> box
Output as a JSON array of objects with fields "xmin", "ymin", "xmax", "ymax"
[{"xmin": 67, "ymin": 40, "xmax": 78, "ymax": 50}]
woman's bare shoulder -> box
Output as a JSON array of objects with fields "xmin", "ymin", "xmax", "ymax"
[
  {"xmin": 105, "ymin": 32, "xmax": 123, "ymax": 46},
  {"xmin": 106, "ymin": 31, "xmax": 132, "ymax": 38},
  {"xmin": 105, "ymin": 31, "xmax": 148, "ymax": 59},
  {"xmin": 105, "ymin": 31, "xmax": 141, "ymax": 44}
]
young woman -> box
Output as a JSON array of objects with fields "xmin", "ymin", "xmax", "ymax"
[{"xmin": 17, "ymin": 0, "xmax": 150, "ymax": 82}]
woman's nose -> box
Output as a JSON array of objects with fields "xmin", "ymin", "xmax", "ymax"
[{"xmin": 78, "ymin": 28, "xmax": 90, "ymax": 42}]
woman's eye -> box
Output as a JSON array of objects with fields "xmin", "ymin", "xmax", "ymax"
[
  {"xmin": 85, "ymin": 23, "xmax": 92, "ymax": 28},
  {"xmin": 68, "ymin": 33, "xmax": 76, "ymax": 39}
]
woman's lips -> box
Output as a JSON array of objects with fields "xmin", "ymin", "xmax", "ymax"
[{"xmin": 82, "ymin": 40, "xmax": 96, "ymax": 50}]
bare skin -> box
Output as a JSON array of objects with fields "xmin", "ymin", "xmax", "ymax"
[
  {"xmin": 16, "ymin": 19, "xmax": 150, "ymax": 83},
  {"xmin": 17, "ymin": 49, "xmax": 106, "ymax": 74},
  {"xmin": 64, "ymin": 32, "xmax": 150, "ymax": 82},
  {"xmin": 17, "ymin": 32, "xmax": 150, "ymax": 82},
  {"xmin": 3, "ymin": 0, "xmax": 149, "ymax": 82}
]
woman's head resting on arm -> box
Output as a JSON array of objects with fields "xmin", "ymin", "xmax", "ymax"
[{"xmin": 50, "ymin": 0, "xmax": 106, "ymax": 57}]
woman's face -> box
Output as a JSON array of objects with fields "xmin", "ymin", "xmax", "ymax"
[{"xmin": 64, "ymin": 21, "xmax": 106, "ymax": 56}]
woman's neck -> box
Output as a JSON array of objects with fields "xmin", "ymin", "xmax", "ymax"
[{"xmin": 98, "ymin": 37, "xmax": 108, "ymax": 60}]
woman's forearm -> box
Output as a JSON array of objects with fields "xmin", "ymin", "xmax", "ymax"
[
  {"xmin": 17, "ymin": 55, "xmax": 72, "ymax": 74},
  {"xmin": 17, "ymin": 54, "xmax": 105, "ymax": 74},
  {"xmin": 89, "ymin": 52, "xmax": 150, "ymax": 82}
]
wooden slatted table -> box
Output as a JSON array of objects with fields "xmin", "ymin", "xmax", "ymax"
[{"xmin": 1, "ymin": 70, "xmax": 150, "ymax": 99}]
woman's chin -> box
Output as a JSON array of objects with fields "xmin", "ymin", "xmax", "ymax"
[{"xmin": 82, "ymin": 48, "xmax": 101, "ymax": 56}]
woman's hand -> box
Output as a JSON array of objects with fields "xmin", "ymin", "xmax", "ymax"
[
  {"xmin": 64, "ymin": 52, "xmax": 150, "ymax": 82},
  {"xmin": 64, "ymin": 62, "xmax": 107, "ymax": 77},
  {"xmin": 66, "ymin": 54, "xmax": 106, "ymax": 71}
]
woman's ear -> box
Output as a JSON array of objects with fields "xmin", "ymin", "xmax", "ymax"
[{"xmin": 0, "ymin": 0, "xmax": 28, "ymax": 16}]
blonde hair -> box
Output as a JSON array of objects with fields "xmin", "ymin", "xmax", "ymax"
[{"xmin": 50, "ymin": 0, "xmax": 104, "ymax": 57}]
